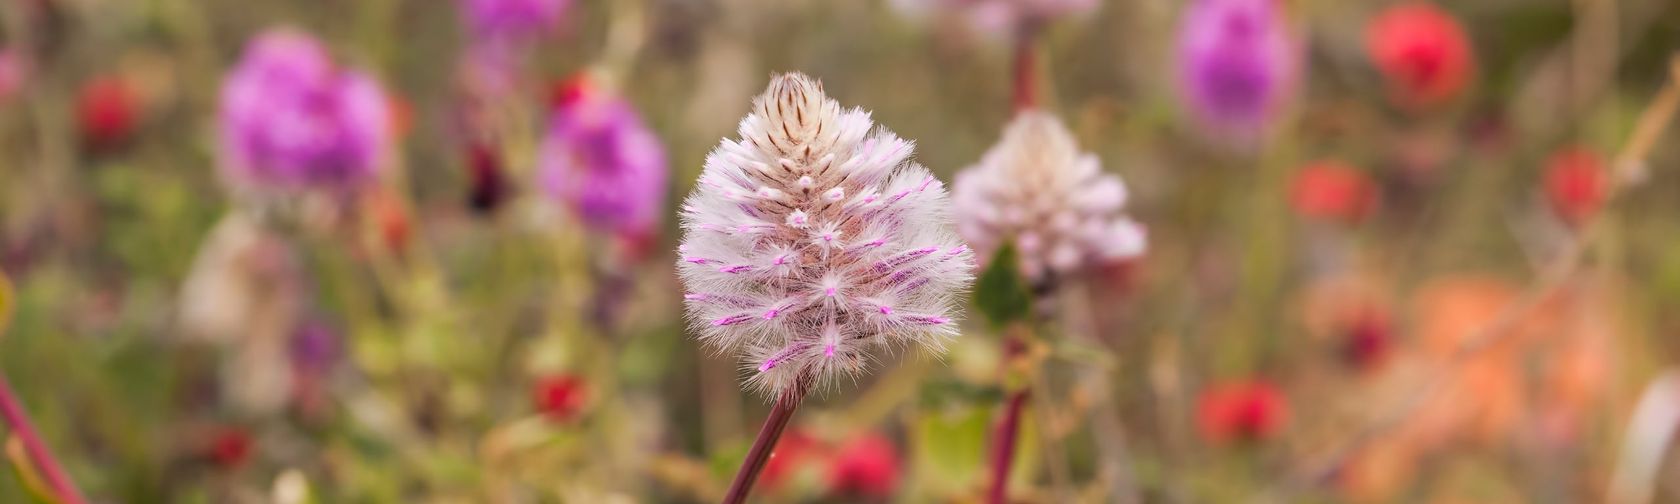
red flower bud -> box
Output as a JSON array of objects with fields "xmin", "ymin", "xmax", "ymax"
[
  {"xmin": 1543, "ymin": 147, "xmax": 1607, "ymax": 227},
  {"xmin": 1366, "ymin": 2, "xmax": 1473, "ymax": 109},
  {"xmin": 1290, "ymin": 161, "xmax": 1378, "ymax": 225},
  {"xmin": 1196, "ymin": 379, "xmax": 1288, "ymax": 445},
  {"xmin": 531, "ymin": 374, "xmax": 587, "ymax": 423},
  {"xmin": 76, "ymin": 75, "xmax": 137, "ymax": 152},
  {"xmin": 827, "ymin": 433, "xmax": 901, "ymax": 499},
  {"xmin": 208, "ymin": 427, "xmax": 254, "ymax": 469},
  {"xmin": 548, "ymin": 74, "xmax": 593, "ymax": 110}
]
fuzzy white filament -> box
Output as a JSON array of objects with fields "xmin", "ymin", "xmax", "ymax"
[
  {"xmin": 953, "ymin": 110, "xmax": 1146, "ymax": 282},
  {"xmin": 678, "ymin": 73, "xmax": 974, "ymax": 397}
]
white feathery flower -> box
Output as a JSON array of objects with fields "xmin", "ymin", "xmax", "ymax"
[
  {"xmin": 678, "ymin": 73, "xmax": 975, "ymax": 398},
  {"xmin": 952, "ymin": 110, "xmax": 1146, "ymax": 283}
]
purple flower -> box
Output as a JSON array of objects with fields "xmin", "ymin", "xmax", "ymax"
[
  {"xmin": 1175, "ymin": 0, "xmax": 1298, "ymax": 140},
  {"xmin": 459, "ymin": 0, "xmax": 569, "ymax": 44},
  {"xmin": 218, "ymin": 29, "xmax": 392, "ymax": 192},
  {"xmin": 456, "ymin": 0, "xmax": 569, "ymax": 97},
  {"xmin": 290, "ymin": 320, "xmax": 341, "ymax": 375},
  {"xmin": 539, "ymin": 84, "xmax": 668, "ymax": 237}
]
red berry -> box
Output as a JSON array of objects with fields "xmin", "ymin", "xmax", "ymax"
[
  {"xmin": 76, "ymin": 76, "xmax": 137, "ymax": 152},
  {"xmin": 1366, "ymin": 2, "xmax": 1473, "ymax": 109},
  {"xmin": 1196, "ymin": 379, "xmax": 1288, "ymax": 445},
  {"xmin": 827, "ymin": 433, "xmax": 901, "ymax": 499},
  {"xmin": 1290, "ymin": 161, "xmax": 1378, "ymax": 225},
  {"xmin": 1543, "ymin": 147, "xmax": 1607, "ymax": 227},
  {"xmin": 531, "ymin": 374, "xmax": 587, "ymax": 422}
]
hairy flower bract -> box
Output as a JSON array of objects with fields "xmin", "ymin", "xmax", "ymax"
[{"xmin": 677, "ymin": 73, "xmax": 974, "ymax": 397}]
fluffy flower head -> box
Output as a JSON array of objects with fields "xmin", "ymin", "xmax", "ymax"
[
  {"xmin": 218, "ymin": 29, "xmax": 393, "ymax": 193},
  {"xmin": 678, "ymin": 73, "xmax": 974, "ymax": 397},
  {"xmin": 539, "ymin": 78, "xmax": 668, "ymax": 237},
  {"xmin": 953, "ymin": 111, "xmax": 1145, "ymax": 283},
  {"xmin": 1176, "ymin": 0, "xmax": 1298, "ymax": 140}
]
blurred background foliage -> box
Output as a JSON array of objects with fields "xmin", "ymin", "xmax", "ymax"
[{"xmin": 2, "ymin": 0, "xmax": 1680, "ymax": 502}]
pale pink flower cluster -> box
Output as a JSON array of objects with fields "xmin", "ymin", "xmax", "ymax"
[
  {"xmin": 678, "ymin": 73, "xmax": 974, "ymax": 397},
  {"xmin": 953, "ymin": 111, "xmax": 1145, "ymax": 282}
]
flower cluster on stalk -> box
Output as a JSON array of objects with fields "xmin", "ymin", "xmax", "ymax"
[{"xmin": 678, "ymin": 73, "xmax": 974, "ymax": 397}]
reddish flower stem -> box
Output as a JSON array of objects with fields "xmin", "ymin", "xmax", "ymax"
[
  {"xmin": 988, "ymin": 387, "xmax": 1030, "ymax": 504},
  {"xmin": 722, "ymin": 376, "xmax": 810, "ymax": 504},
  {"xmin": 0, "ymin": 375, "xmax": 87, "ymax": 504},
  {"xmin": 1012, "ymin": 21, "xmax": 1041, "ymax": 111}
]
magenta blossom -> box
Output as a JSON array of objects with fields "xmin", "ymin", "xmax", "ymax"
[
  {"xmin": 459, "ymin": 0, "xmax": 569, "ymax": 44},
  {"xmin": 539, "ymin": 84, "xmax": 668, "ymax": 237},
  {"xmin": 456, "ymin": 0, "xmax": 570, "ymax": 97},
  {"xmin": 219, "ymin": 29, "xmax": 392, "ymax": 192},
  {"xmin": 1175, "ymin": 0, "xmax": 1298, "ymax": 141}
]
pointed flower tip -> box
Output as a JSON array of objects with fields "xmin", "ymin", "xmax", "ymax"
[{"xmin": 767, "ymin": 71, "xmax": 823, "ymax": 102}]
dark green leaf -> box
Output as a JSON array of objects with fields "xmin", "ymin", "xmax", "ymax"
[{"xmin": 972, "ymin": 243, "xmax": 1032, "ymax": 329}]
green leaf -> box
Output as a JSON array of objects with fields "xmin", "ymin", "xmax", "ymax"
[{"xmin": 972, "ymin": 244, "xmax": 1032, "ymax": 329}]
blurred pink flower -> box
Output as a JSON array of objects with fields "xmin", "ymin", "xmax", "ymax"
[
  {"xmin": 218, "ymin": 29, "xmax": 393, "ymax": 193},
  {"xmin": 459, "ymin": 0, "xmax": 569, "ymax": 44},
  {"xmin": 953, "ymin": 110, "xmax": 1145, "ymax": 283},
  {"xmin": 1175, "ymin": 0, "xmax": 1298, "ymax": 142},
  {"xmin": 0, "ymin": 50, "xmax": 25, "ymax": 103},
  {"xmin": 538, "ymin": 77, "xmax": 668, "ymax": 238},
  {"xmin": 677, "ymin": 73, "xmax": 974, "ymax": 397},
  {"xmin": 456, "ymin": 0, "xmax": 569, "ymax": 95}
]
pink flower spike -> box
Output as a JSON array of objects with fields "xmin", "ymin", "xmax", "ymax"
[{"xmin": 676, "ymin": 73, "xmax": 975, "ymax": 398}]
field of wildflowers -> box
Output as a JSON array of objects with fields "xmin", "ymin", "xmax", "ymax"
[{"xmin": 2, "ymin": 0, "xmax": 1680, "ymax": 502}]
